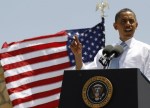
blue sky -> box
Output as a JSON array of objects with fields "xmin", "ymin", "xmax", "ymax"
[{"xmin": 0, "ymin": 0, "xmax": 149, "ymax": 47}]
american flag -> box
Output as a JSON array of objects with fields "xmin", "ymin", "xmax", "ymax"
[{"xmin": 0, "ymin": 18, "xmax": 105, "ymax": 108}]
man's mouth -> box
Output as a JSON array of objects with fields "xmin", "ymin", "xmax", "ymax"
[{"xmin": 124, "ymin": 29, "xmax": 132, "ymax": 32}]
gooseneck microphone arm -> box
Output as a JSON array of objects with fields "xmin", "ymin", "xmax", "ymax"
[
  {"xmin": 99, "ymin": 45, "xmax": 113, "ymax": 69},
  {"xmin": 107, "ymin": 45, "xmax": 124, "ymax": 68},
  {"xmin": 99, "ymin": 45, "xmax": 124, "ymax": 69}
]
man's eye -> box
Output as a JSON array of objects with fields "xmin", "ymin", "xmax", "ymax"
[
  {"xmin": 121, "ymin": 20, "xmax": 126, "ymax": 24},
  {"xmin": 129, "ymin": 20, "xmax": 134, "ymax": 24}
]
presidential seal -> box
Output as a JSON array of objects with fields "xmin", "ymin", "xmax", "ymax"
[{"xmin": 82, "ymin": 76, "xmax": 113, "ymax": 108}]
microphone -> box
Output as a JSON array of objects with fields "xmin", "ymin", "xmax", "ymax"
[
  {"xmin": 99, "ymin": 45, "xmax": 113, "ymax": 66},
  {"xmin": 102, "ymin": 45, "xmax": 114, "ymax": 57},
  {"xmin": 108, "ymin": 45, "xmax": 124, "ymax": 61}
]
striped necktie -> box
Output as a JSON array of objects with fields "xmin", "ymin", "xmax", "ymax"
[
  {"xmin": 109, "ymin": 42, "xmax": 127, "ymax": 69},
  {"xmin": 120, "ymin": 42, "xmax": 128, "ymax": 50}
]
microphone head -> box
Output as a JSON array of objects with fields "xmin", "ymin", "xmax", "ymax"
[
  {"xmin": 102, "ymin": 45, "xmax": 113, "ymax": 56},
  {"xmin": 111, "ymin": 45, "xmax": 124, "ymax": 57}
]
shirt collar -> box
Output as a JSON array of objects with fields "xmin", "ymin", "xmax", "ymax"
[{"xmin": 117, "ymin": 37, "xmax": 135, "ymax": 48}]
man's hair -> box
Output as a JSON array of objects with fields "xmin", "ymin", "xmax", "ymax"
[{"xmin": 115, "ymin": 8, "xmax": 137, "ymax": 22}]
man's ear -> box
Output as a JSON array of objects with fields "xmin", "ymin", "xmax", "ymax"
[
  {"xmin": 113, "ymin": 23, "xmax": 118, "ymax": 30},
  {"xmin": 136, "ymin": 22, "xmax": 138, "ymax": 28}
]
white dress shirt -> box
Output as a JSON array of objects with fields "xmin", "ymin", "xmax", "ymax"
[{"xmin": 82, "ymin": 37, "xmax": 150, "ymax": 81}]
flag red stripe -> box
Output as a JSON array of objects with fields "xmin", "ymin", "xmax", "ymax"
[
  {"xmin": 5, "ymin": 62, "xmax": 70, "ymax": 83},
  {"xmin": 2, "ymin": 30, "xmax": 67, "ymax": 48},
  {"xmin": 8, "ymin": 75, "xmax": 63, "ymax": 94},
  {"xmin": 1, "ymin": 41, "xmax": 67, "ymax": 59},
  {"xmin": 3, "ymin": 51, "xmax": 68, "ymax": 70},
  {"xmin": 12, "ymin": 88, "xmax": 61, "ymax": 107}
]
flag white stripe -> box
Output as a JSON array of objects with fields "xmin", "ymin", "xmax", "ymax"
[
  {"xmin": 10, "ymin": 81, "xmax": 62, "ymax": 101},
  {"xmin": 4, "ymin": 56, "xmax": 69, "ymax": 77},
  {"xmin": 14, "ymin": 93, "xmax": 60, "ymax": 108},
  {"xmin": 1, "ymin": 46, "xmax": 67, "ymax": 65},
  {"xmin": 6, "ymin": 69, "xmax": 64, "ymax": 89},
  {"xmin": 0, "ymin": 35, "xmax": 68, "ymax": 53}
]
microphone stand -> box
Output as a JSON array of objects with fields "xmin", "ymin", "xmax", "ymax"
[
  {"xmin": 103, "ymin": 65, "xmax": 107, "ymax": 69},
  {"xmin": 103, "ymin": 59, "xmax": 110, "ymax": 69},
  {"xmin": 99, "ymin": 57, "xmax": 110, "ymax": 69}
]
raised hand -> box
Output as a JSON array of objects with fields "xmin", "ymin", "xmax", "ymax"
[
  {"xmin": 70, "ymin": 35, "xmax": 83, "ymax": 70},
  {"xmin": 70, "ymin": 35, "xmax": 82, "ymax": 56}
]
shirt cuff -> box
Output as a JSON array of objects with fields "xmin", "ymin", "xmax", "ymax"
[{"xmin": 72, "ymin": 63, "xmax": 86, "ymax": 70}]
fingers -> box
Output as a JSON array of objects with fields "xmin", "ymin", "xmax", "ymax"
[
  {"xmin": 70, "ymin": 35, "xmax": 82, "ymax": 48},
  {"xmin": 70, "ymin": 35, "xmax": 81, "ymax": 50},
  {"xmin": 74, "ymin": 35, "xmax": 80, "ymax": 45},
  {"xmin": 70, "ymin": 40, "xmax": 76, "ymax": 48}
]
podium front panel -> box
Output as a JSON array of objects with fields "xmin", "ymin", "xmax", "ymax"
[{"xmin": 59, "ymin": 68, "xmax": 149, "ymax": 108}]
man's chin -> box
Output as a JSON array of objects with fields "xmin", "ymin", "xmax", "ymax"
[
  {"xmin": 125, "ymin": 36, "xmax": 133, "ymax": 40},
  {"xmin": 124, "ymin": 32, "xmax": 133, "ymax": 37}
]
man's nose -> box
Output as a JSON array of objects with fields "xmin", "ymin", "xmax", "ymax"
[{"xmin": 125, "ymin": 21, "xmax": 131, "ymax": 27}]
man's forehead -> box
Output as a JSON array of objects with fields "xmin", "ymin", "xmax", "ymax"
[
  {"xmin": 120, "ymin": 11, "xmax": 135, "ymax": 18},
  {"xmin": 118, "ymin": 12, "xmax": 135, "ymax": 20}
]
